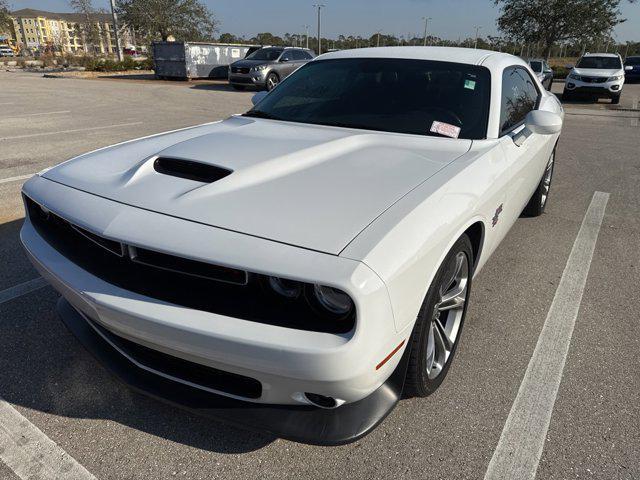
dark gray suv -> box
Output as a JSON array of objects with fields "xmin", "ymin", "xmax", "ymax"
[{"xmin": 228, "ymin": 46, "xmax": 315, "ymax": 91}]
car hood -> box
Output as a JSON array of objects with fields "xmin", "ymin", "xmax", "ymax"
[
  {"xmin": 42, "ymin": 116, "xmax": 471, "ymax": 254},
  {"xmin": 572, "ymin": 68, "xmax": 623, "ymax": 77},
  {"xmin": 231, "ymin": 59, "xmax": 273, "ymax": 68}
]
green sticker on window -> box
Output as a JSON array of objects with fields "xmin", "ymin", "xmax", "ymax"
[{"xmin": 464, "ymin": 79, "xmax": 476, "ymax": 90}]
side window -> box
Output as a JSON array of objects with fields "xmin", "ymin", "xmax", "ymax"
[
  {"xmin": 281, "ymin": 50, "xmax": 294, "ymax": 61},
  {"xmin": 300, "ymin": 50, "xmax": 313, "ymax": 60},
  {"xmin": 500, "ymin": 67, "xmax": 539, "ymax": 134},
  {"xmin": 291, "ymin": 50, "xmax": 305, "ymax": 61}
]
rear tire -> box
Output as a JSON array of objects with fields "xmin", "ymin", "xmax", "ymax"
[
  {"xmin": 404, "ymin": 235, "xmax": 473, "ymax": 397},
  {"xmin": 522, "ymin": 149, "xmax": 555, "ymax": 217}
]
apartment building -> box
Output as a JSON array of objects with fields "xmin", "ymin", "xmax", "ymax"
[{"xmin": 11, "ymin": 8, "xmax": 131, "ymax": 55}]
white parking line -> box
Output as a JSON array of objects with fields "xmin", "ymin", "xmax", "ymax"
[
  {"xmin": 0, "ymin": 122, "xmax": 143, "ymax": 141},
  {"xmin": 0, "ymin": 173, "xmax": 33, "ymax": 185},
  {"xmin": 0, "ymin": 396, "xmax": 96, "ymax": 480},
  {"xmin": 0, "ymin": 277, "xmax": 48, "ymax": 305},
  {"xmin": 484, "ymin": 191, "xmax": 609, "ymax": 480},
  {"xmin": 1, "ymin": 110, "xmax": 71, "ymax": 119},
  {"xmin": 0, "ymin": 102, "xmax": 14, "ymax": 105}
]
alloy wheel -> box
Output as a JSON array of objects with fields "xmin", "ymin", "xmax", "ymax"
[{"xmin": 425, "ymin": 252, "xmax": 469, "ymax": 379}]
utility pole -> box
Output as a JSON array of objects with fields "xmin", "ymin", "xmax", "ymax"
[
  {"xmin": 109, "ymin": 0, "xmax": 123, "ymax": 61},
  {"xmin": 473, "ymin": 26, "xmax": 482, "ymax": 49},
  {"xmin": 303, "ymin": 24, "xmax": 310, "ymax": 49},
  {"xmin": 422, "ymin": 17, "xmax": 431, "ymax": 46},
  {"xmin": 376, "ymin": 30, "xmax": 381, "ymax": 47},
  {"xmin": 313, "ymin": 4, "xmax": 325, "ymax": 55}
]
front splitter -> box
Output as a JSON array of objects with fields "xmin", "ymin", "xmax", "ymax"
[{"xmin": 57, "ymin": 297, "xmax": 409, "ymax": 446}]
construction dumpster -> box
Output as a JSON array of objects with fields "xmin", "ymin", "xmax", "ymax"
[{"xmin": 152, "ymin": 42, "xmax": 260, "ymax": 80}]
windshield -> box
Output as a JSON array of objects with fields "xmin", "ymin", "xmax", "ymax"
[
  {"xmin": 577, "ymin": 56, "xmax": 622, "ymax": 69},
  {"xmin": 625, "ymin": 57, "xmax": 640, "ymax": 66},
  {"xmin": 529, "ymin": 61, "xmax": 543, "ymax": 73},
  {"xmin": 246, "ymin": 48, "xmax": 283, "ymax": 61},
  {"xmin": 245, "ymin": 58, "xmax": 491, "ymax": 140}
]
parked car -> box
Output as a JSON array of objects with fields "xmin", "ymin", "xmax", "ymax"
[
  {"xmin": 228, "ymin": 46, "xmax": 315, "ymax": 91},
  {"xmin": 528, "ymin": 58, "xmax": 554, "ymax": 90},
  {"xmin": 563, "ymin": 53, "xmax": 625, "ymax": 103},
  {"xmin": 623, "ymin": 55, "xmax": 640, "ymax": 83},
  {"xmin": 0, "ymin": 46, "xmax": 14, "ymax": 57},
  {"xmin": 21, "ymin": 47, "xmax": 563, "ymax": 445}
]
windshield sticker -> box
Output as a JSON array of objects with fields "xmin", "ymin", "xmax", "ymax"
[
  {"xmin": 430, "ymin": 121, "xmax": 461, "ymax": 139},
  {"xmin": 464, "ymin": 79, "xmax": 476, "ymax": 90}
]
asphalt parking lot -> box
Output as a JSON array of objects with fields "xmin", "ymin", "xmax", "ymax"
[{"xmin": 1, "ymin": 71, "xmax": 639, "ymax": 480}]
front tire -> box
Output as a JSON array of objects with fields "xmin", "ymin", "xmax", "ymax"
[
  {"xmin": 404, "ymin": 235, "xmax": 473, "ymax": 397},
  {"xmin": 611, "ymin": 94, "xmax": 621, "ymax": 104},
  {"xmin": 231, "ymin": 84, "xmax": 245, "ymax": 91},
  {"xmin": 522, "ymin": 149, "xmax": 555, "ymax": 217},
  {"xmin": 265, "ymin": 72, "xmax": 280, "ymax": 91}
]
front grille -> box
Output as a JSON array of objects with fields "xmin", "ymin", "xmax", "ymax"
[
  {"xmin": 231, "ymin": 66, "xmax": 250, "ymax": 74},
  {"xmin": 581, "ymin": 76, "xmax": 607, "ymax": 83},
  {"xmin": 89, "ymin": 316, "xmax": 262, "ymax": 398},
  {"xmin": 25, "ymin": 196, "xmax": 354, "ymax": 334}
]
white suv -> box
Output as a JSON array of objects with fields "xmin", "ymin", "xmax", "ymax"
[{"xmin": 563, "ymin": 53, "xmax": 625, "ymax": 104}]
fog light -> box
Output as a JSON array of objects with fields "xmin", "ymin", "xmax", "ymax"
[
  {"xmin": 611, "ymin": 85, "xmax": 620, "ymax": 90},
  {"xmin": 567, "ymin": 82, "xmax": 575, "ymax": 88}
]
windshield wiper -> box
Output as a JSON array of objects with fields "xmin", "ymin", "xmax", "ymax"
[{"xmin": 243, "ymin": 110, "xmax": 283, "ymax": 120}]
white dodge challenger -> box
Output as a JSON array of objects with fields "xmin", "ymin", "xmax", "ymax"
[{"xmin": 21, "ymin": 47, "xmax": 563, "ymax": 445}]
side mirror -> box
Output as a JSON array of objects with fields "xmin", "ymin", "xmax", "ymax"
[
  {"xmin": 565, "ymin": 64, "xmax": 574, "ymax": 69},
  {"xmin": 513, "ymin": 110, "xmax": 562, "ymax": 146},
  {"xmin": 251, "ymin": 91, "xmax": 268, "ymax": 105},
  {"xmin": 280, "ymin": 57, "xmax": 289, "ymax": 62}
]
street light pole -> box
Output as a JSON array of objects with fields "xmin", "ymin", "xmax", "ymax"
[
  {"xmin": 473, "ymin": 25, "xmax": 482, "ymax": 49},
  {"xmin": 422, "ymin": 17, "xmax": 431, "ymax": 46},
  {"xmin": 313, "ymin": 4, "xmax": 325, "ymax": 55},
  {"xmin": 109, "ymin": 0, "xmax": 123, "ymax": 61},
  {"xmin": 303, "ymin": 24, "xmax": 310, "ymax": 50},
  {"xmin": 377, "ymin": 30, "xmax": 381, "ymax": 47}
]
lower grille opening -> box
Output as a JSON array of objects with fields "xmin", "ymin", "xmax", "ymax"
[
  {"xmin": 89, "ymin": 317, "xmax": 262, "ymax": 398},
  {"xmin": 25, "ymin": 196, "xmax": 355, "ymax": 334}
]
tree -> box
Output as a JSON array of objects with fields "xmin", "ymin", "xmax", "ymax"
[
  {"xmin": 69, "ymin": 0, "xmax": 104, "ymax": 54},
  {"xmin": 116, "ymin": 0, "xmax": 216, "ymax": 42},
  {"xmin": 0, "ymin": 0, "xmax": 12, "ymax": 36},
  {"xmin": 494, "ymin": 0, "xmax": 636, "ymax": 58}
]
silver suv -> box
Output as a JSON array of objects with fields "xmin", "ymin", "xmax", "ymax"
[{"xmin": 229, "ymin": 46, "xmax": 315, "ymax": 91}]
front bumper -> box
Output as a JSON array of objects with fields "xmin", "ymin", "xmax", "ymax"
[
  {"xmin": 228, "ymin": 71, "xmax": 266, "ymax": 88},
  {"xmin": 564, "ymin": 78, "xmax": 623, "ymax": 97},
  {"xmin": 21, "ymin": 175, "xmax": 407, "ymax": 409},
  {"xmin": 56, "ymin": 296, "xmax": 409, "ymax": 445}
]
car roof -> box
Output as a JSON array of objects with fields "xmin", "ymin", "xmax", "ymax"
[
  {"xmin": 316, "ymin": 46, "xmax": 507, "ymax": 65},
  {"xmin": 583, "ymin": 52, "xmax": 620, "ymax": 58}
]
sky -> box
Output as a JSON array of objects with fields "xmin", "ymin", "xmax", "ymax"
[{"xmin": 8, "ymin": 0, "xmax": 640, "ymax": 42}]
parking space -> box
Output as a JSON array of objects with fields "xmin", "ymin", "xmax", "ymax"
[{"xmin": 1, "ymin": 71, "xmax": 639, "ymax": 479}]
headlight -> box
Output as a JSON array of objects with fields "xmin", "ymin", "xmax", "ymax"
[
  {"xmin": 568, "ymin": 73, "xmax": 581, "ymax": 80},
  {"xmin": 263, "ymin": 276, "xmax": 355, "ymax": 321},
  {"xmin": 267, "ymin": 276, "xmax": 302, "ymax": 299},
  {"xmin": 251, "ymin": 65, "xmax": 268, "ymax": 72},
  {"xmin": 310, "ymin": 285, "xmax": 354, "ymax": 318},
  {"xmin": 607, "ymin": 75, "xmax": 623, "ymax": 81}
]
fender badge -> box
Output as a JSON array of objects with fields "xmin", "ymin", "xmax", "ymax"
[{"xmin": 492, "ymin": 204, "xmax": 503, "ymax": 227}]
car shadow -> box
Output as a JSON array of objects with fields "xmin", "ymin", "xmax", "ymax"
[
  {"xmin": 189, "ymin": 83, "xmax": 254, "ymax": 92},
  {"xmin": 0, "ymin": 217, "xmax": 275, "ymax": 454}
]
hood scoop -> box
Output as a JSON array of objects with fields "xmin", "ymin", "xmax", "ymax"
[{"xmin": 153, "ymin": 157, "xmax": 232, "ymax": 183}]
